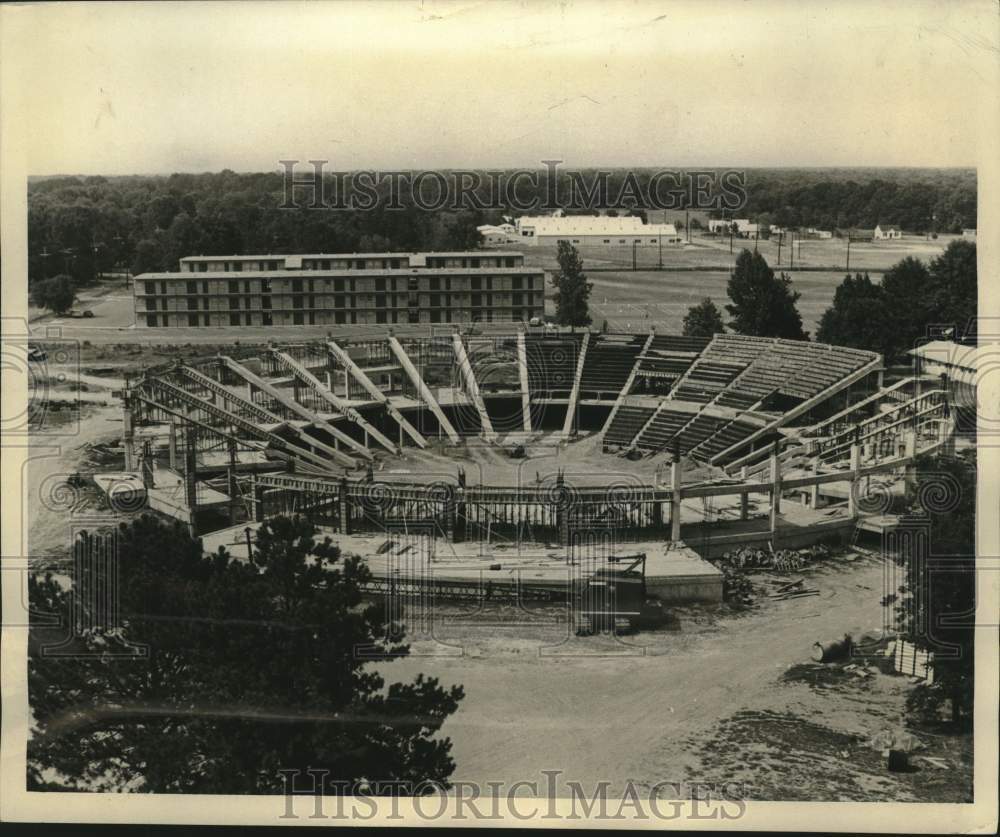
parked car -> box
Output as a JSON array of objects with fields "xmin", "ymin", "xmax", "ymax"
[
  {"xmin": 528, "ymin": 316, "xmax": 542, "ymax": 327},
  {"xmin": 82, "ymin": 309, "xmax": 95, "ymax": 318}
]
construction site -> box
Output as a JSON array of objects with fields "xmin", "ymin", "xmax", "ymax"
[{"xmin": 82, "ymin": 326, "xmax": 958, "ymax": 624}]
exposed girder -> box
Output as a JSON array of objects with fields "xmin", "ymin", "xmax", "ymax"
[
  {"xmin": 218, "ymin": 355, "xmax": 372, "ymax": 463},
  {"xmin": 327, "ymin": 340, "xmax": 428, "ymax": 448},
  {"xmin": 270, "ymin": 349, "xmax": 399, "ymax": 454}
]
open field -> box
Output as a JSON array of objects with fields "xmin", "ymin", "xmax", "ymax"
[
  {"xmin": 507, "ymin": 233, "xmax": 958, "ymax": 274},
  {"xmin": 585, "ymin": 269, "xmax": 847, "ymax": 336}
]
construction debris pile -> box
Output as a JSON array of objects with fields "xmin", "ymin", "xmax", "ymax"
[{"xmin": 711, "ymin": 543, "xmax": 835, "ymax": 607}]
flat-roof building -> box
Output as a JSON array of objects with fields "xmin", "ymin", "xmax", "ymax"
[
  {"xmin": 514, "ymin": 215, "xmax": 682, "ymax": 247},
  {"xmin": 134, "ymin": 251, "xmax": 545, "ymax": 328}
]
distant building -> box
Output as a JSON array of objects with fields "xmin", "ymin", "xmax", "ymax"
[
  {"xmin": 874, "ymin": 225, "xmax": 902, "ymax": 240},
  {"xmin": 707, "ymin": 218, "xmax": 758, "ymax": 237},
  {"xmin": 514, "ymin": 215, "xmax": 682, "ymax": 247},
  {"xmin": 806, "ymin": 228, "xmax": 833, "ymax": 240},
  {"xmin": 134, "ymin": 251, "xmax": 544, "ymax": 327},
  {"xmin": 962, "ymin": 228, "xmax": 977, "ymax": 239},
  {"xmin": 842, "ymin": 229, "xmax": 874, "ymax": 242},
  {"xmin": 476, "ymin": 224, "xmax": 510, "ymax": 246}
]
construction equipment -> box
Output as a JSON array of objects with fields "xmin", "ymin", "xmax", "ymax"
[{"xmin": 577, "ymin": 553, "xmax": 670, "ymax": 634}]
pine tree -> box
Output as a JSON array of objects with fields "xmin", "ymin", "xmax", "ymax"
[
  {"xmin": 551, "ymin": 242, "xmax": 592, "ymax": 329},
  {"xmin": 725, "ymin": 249, "xmax": 806, "ymax": 339},
  {"xmin": 28, "ymin": 514, "xmax": 464, "ymax": 793}
]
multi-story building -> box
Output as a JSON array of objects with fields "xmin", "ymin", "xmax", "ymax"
[{"xmin": 133, "ymin": 251, "xmax": 545, "ymax": 327}]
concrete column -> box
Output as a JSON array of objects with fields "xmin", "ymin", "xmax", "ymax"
[
  {"xmin": 769, "ymin": 447, "xmax": 781, "ymax": 536},
  {"xmin": 140, "ymin": 440, "xmax": 155, "ymax": 488},
  {"xmin": 123, "ymin": 400, "xmax": 136, "ymax": 471},
  {"xmin": 338, "ymin": 476, "xmax": 352, "ymax": 534},
  {"xmin": 903, "ymin": 431, "xmax": 918, "ymax": 500},
  {"xmin": 555, "ymin": 471, "xmax": 568, "ymax": 546},
  {"xmin": 453, "ymin": 488, "xmax": 467, "ymax": 544},
  {"xmin": 253, "ymin": 479, "xmax": 266, "ymax": 523},
  {"xmin": 810, "ymin": 462, "xmax": 821, "ymax": 509},
  {"xmin": 847, "ymin": 443, "xmax": 860, "ymax": 517},
  {"xmin": 670, "ymin": 457, "xmax": 682, "ymax": 542},
  {"xmin": 739, "ymin": 466, "xmax": 750, "ymax": 520},
  {"xmin": 168, "ymin": 419, "xmax": 178, "ymax": 470},
  {"xmin": 876, "ymin": 367, "xmax": 885, "ymax": 390},
  {"xmin": 227, "ymin": 439, "xmax": 239, "ymax": 525},
  {"xmin": 184, "ymin": 428, "xmax": 198, "ymax": 529}
]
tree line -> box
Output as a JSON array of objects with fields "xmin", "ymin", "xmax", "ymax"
[{"xmin": 27, "ymin": 168, "xmax": 975, "ymax": 289}]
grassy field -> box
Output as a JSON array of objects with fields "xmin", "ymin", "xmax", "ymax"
[
  {"xmin": 582, "ymin": 269, "xmax": 847, "ymax": 336},
  {"xmin": 508, "ymin": 233, "xmax": 957, "ymax": 336}
]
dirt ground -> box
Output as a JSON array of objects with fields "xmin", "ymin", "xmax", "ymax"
[{"xmin": 379, "ymin": 552, "xmax": 973, "ymax": 802}]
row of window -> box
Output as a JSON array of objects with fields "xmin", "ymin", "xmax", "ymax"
[
  {"xmin": 143, "ymin": 308, "xmax": 540, "ymax": 327},
  {"xmin": 145, "ymin": 275, "xmax": 540, "ymax": 296},
  {"xmin": 188, "ymin": 260, "xmax": 283, "ymax": 273}
]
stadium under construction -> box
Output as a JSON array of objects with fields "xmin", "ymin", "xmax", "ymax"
[{"xmin": 104, "ymin": 328, "xmax": 959, "ymax": 606}]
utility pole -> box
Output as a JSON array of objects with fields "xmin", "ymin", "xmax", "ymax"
[
  {"xmin": 685, "ymin": 208, "xmax": 690, "ymax": 243},
  {"xmin": 846, "ymin": 234, "xmax": 851, "ymax": 272},
  {"xmin": 658, "ymin": 230, "xmax": 663, "ymax": 270},
  {"xmin": 632, "ymin": 240, "xmax": 637, "ymax": 272},
  {"xmin": 776, "ymin": 232, "xmax": 782, "ymax": 266},
  {"xmin": 789, "ymin": 232, "xmax": 795, "ymax": 269},
  {"xmin": 729, "ymin": 223, "xmax": 734, "ymax": 254}
]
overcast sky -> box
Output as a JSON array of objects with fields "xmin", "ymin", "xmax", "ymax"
[{"xmin": 3, "ymin": 0, "xmax": 997, "ymax": 175}]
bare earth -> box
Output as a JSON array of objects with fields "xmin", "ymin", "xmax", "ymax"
[{"xmin": 380, "ymin": 553, "xmax": 972, "ymax": 802}]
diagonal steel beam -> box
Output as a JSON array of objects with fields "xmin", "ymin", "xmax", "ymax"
[
  {"xmin": 388, "ymin": 336, "xmax": 460, "ymax": 443},
  {"xmin": 270, "ymin": 349, "xmax": 399, "ymax": 454},
  {"xmin": 218, "ymin": 355, "xmax": 372, "ymax": 462},
  {"xmin": 452, "ymin": 332, "xmax": 496, "ymax": 441},
  {"xmin": 138, "ymin": 378, "xmax": 342, "ymax": 471},
  {"xmin": 176, "ymin": 365, "xmax": 282, "ymax": 424},
  {"xmin": 327, "ymin": 340, "xmax": 428, "ymax": 448}
]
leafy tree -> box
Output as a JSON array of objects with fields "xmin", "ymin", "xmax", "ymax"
[
  {"xmin": 885, "ymin": 453, "xmax": 975, "ymax": 727},
  {"xmin": 551, "ymin": 241, "xmax": 592, "ymax": 329},
  {"xmin": 28, "ymin": 514, "xmax": 464, "ymax": 793},
  {"xmin": 30, "ymin": 274, "xmax": 75, "ymax": 314},
  {"xmin": 725, "ymin": 249, "xmax": 806, "ymax": 339},
  {"xmin": 879, "ymin": 256, "xmax": 935, "ymax": 361},
  {"xmin": 929, "ymin": 240, "xmax": 977, "ymax": 340},
  {"xmin": 132, "ymin": 238, "xmax": 164, "ymax": 275},
  {"xmin": 816, "ymin": 273, "xmax": 890, "ymax": 355},
  {"xmin": 682, "ymin": 297, "xmax": 725, "ymax": 338},
  {"xmin": 816, "ymin": 241, "xmax": 976, "ymax": 361}
]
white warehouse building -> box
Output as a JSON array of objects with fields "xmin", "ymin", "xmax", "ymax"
[{"xmin": 514, "ymin": 215, "xmax": 682, "ymax": 247}]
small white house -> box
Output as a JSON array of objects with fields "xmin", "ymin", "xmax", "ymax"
[
  {"xmin": 707, "ymin": 218, "xmax": 758, "ymax": 237},
  {"xmin": 874, "ymin": 224, "xmax": 902, "ymax": 240},
  {"xmin": 806, "ymin": 228, "xmax": 832, "ymax": 239},
  {"xmin": 962, "ymin": 228, "xmax": 977, "ymax": 239}
]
